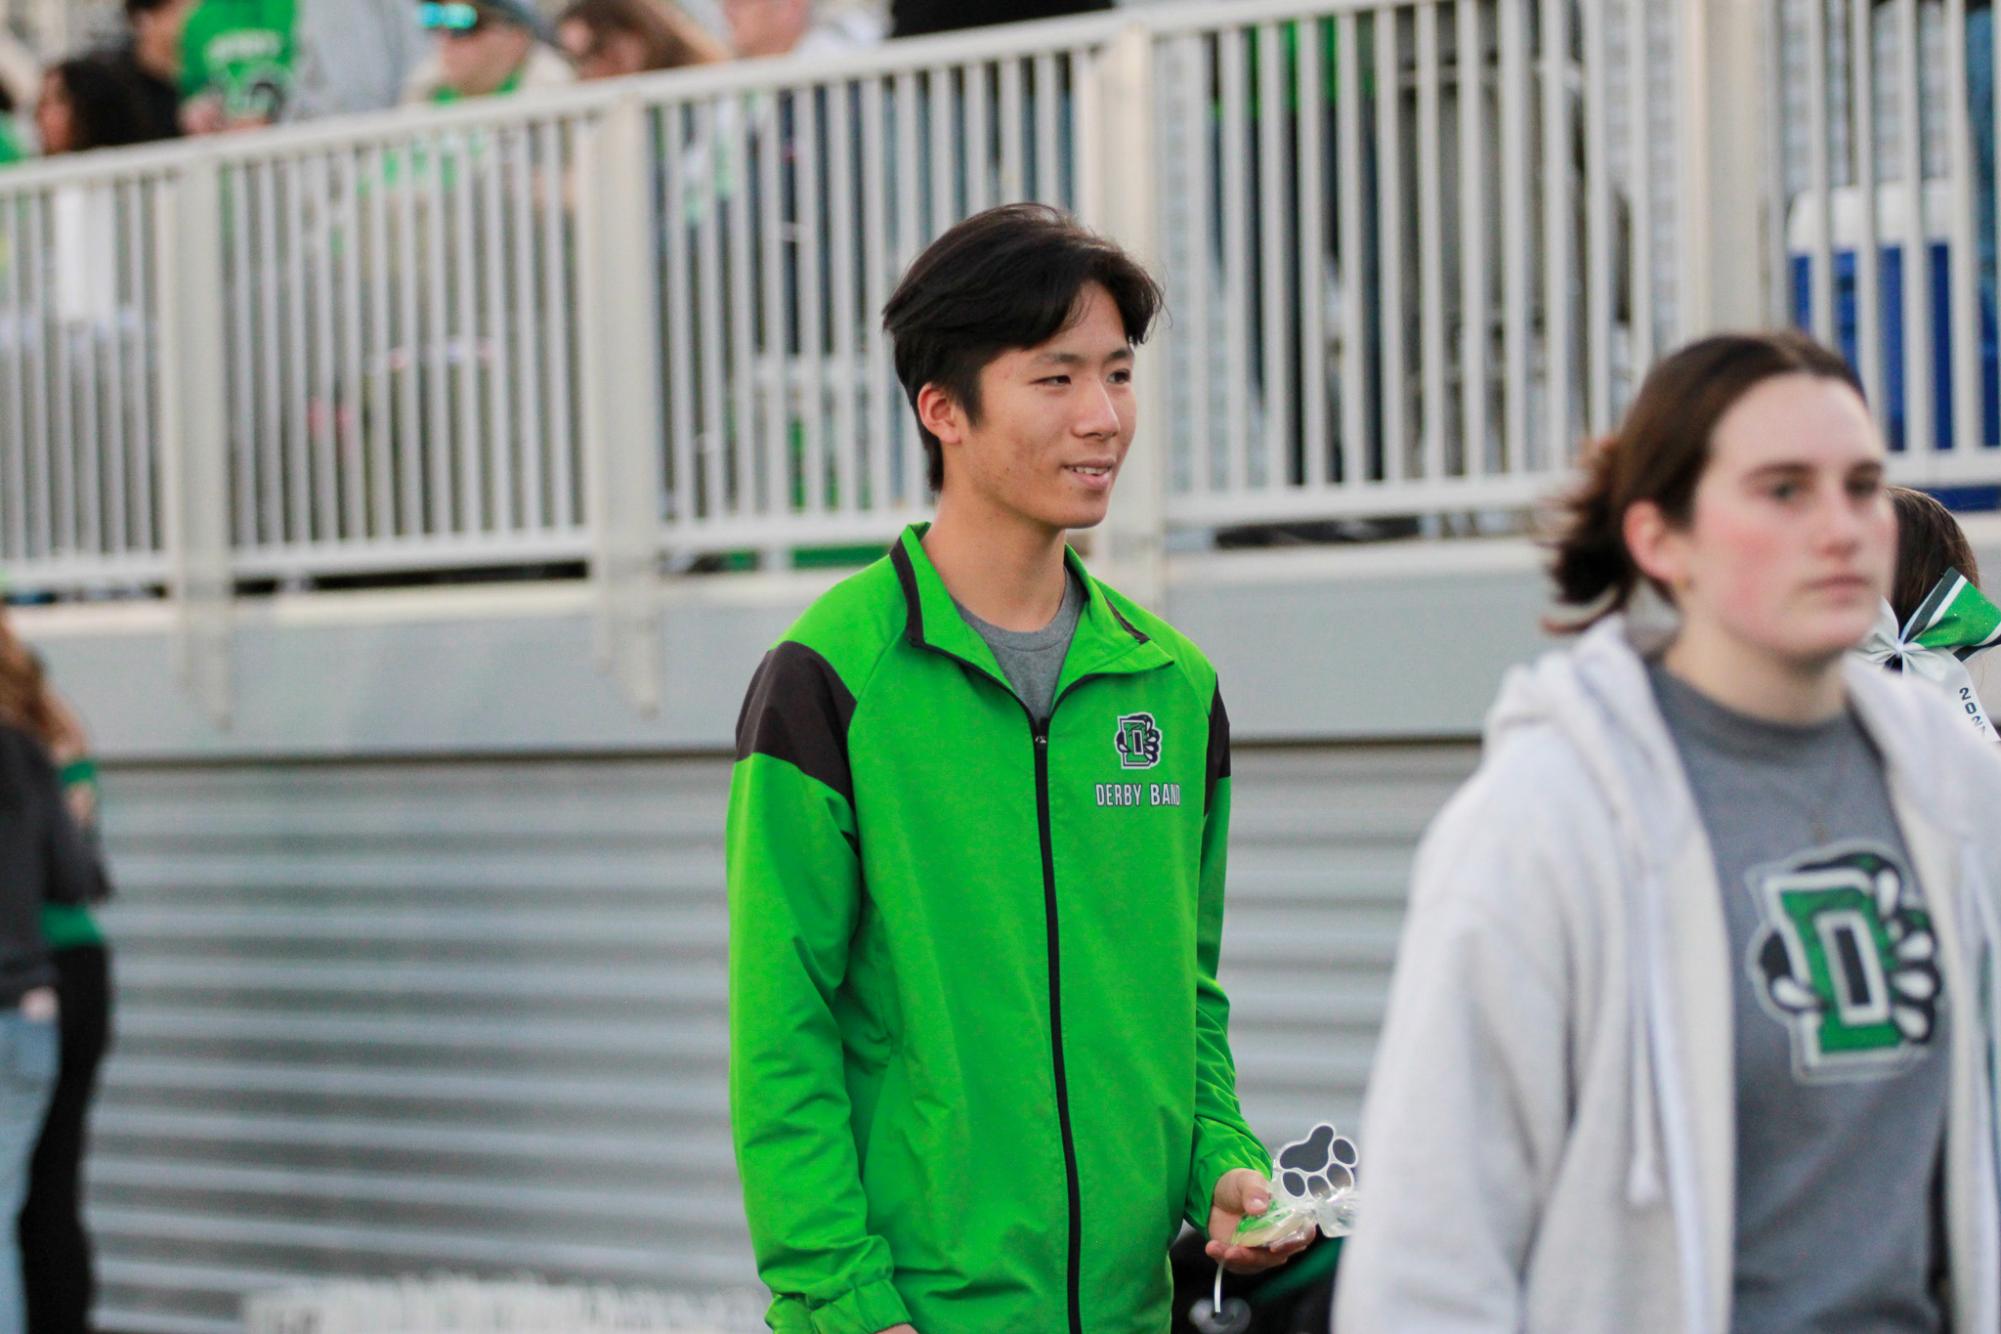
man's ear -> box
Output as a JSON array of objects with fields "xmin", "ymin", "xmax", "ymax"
[
  {"xmin": 1622, "ymin": 498, "xmax": 1686, "ymax": 592},
  {"xmin": 917, "ymin": 383, "xmax": 965, "ymax": 447}
]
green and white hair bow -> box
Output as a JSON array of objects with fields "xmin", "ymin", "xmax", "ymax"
[{"xmin": 1857, "ymin": 568, "xmax": 2001, "ymax": 742}]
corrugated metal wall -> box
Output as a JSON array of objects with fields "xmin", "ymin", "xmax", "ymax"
[{"xmin": 84, "ymin": 742, "xmax": 1475, "ymax": 1332}]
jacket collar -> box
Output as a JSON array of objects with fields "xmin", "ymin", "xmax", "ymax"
[{"xmin": 888, "ymin": 523, "xmax": 1171, "ymax": 696}]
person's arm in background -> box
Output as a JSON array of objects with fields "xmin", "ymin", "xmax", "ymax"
[{"xmin": 727, "ymin": 646, "xmax": 912, "ymax": 1334}]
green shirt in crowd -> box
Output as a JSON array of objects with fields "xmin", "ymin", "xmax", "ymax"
[{"xmin": 181, "ymin": 0, "xmax": 300, "ymax": 124}]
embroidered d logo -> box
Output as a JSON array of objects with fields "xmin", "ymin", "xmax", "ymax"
[{"xmin": 1114, "ymin": 712, "xmax": 1163, "ymax": 770}]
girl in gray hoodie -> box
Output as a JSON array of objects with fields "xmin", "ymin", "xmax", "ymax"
[{"xmin": 1339, "ymin": 331, "xmax": 2001, "ymax": 1334}]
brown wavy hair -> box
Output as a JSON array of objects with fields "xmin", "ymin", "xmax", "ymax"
[
  {"xmin": 0, "ymin": 607, "xmax": 61, "ymax": 745},
  {"xmin": 1548, "ymin": 329, "xmax": 1865, "ymax": 632}
]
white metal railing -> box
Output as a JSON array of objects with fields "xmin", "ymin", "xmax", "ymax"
[
  {"xmin": 1772, "ymin": 0, "xmax": 2001, "ymax": 484},
  {"xmin": 1151, "ymin": 0, "xmax": 1682, "ymax": 527},
  {"xmin": 8, "ymin": 0, "xmax": 1982, "ymax": 635}
]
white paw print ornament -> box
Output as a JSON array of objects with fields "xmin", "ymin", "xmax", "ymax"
[
  {"xmin": 1233, "ymin": 1122, "xmax": 1361, "ymax": 1249},
  {"xmin": 1190, "ymin": 1124, "xmax": 1362, "ymax": 1334}
]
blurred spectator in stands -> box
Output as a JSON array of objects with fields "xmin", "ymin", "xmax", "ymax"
[
  {"xmin": 404, "ymin": 0, "xmax": 575, "ymax": 104},
  {"xmin": 722, "ymin": 0, "xmax": 880, "ymax": 60},
  {"xmin": 178, "ymin": 0, "xmax": 297, "ymax": 131},
  {"xmin": 0, "ymin": 83, "xmax": 24, "ymax": 167},
  {"xmin": 36, "ymin": 56, "xmax": 165, "ymax": 155},
  {"xmin": 0, "ymin": 608, "xmax": 106, "ymax": 1334},
  {"xmin": 98, "ymin": 0, "xmax": 194, "ymax": 142},
  {"xmin": 297, "ymin": 0, "xmax": 428, "ymax": 118},
  {"xmin": 890, "ymin": 0, "xmax": 1108, "ymax": 39},
  {"xmin": 557, "ymin": 0, "xmax": 727, "ymax": 80},
  {"xmin": 181, "ymin": 0, "xmax": 424, "ymax": 133},
  {"xmin": 2, "ymin": 621, "xmax": 114, "ymax": 1334}
]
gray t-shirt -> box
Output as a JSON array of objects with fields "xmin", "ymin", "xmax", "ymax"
[
  {"xmin": 1649, "ymin": 663, "xmax": 1949, "ymax": 1334},
  {"xmin": 954, "ymin": 573, "xmax": 1083, "ymax": 723}
]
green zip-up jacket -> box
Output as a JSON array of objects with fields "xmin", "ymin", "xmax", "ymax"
[{"xmin": 728, "ymin": 525, "xmax": 1270, "ymax": 1334}]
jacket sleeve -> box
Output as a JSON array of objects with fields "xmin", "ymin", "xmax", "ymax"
[
  {"xmin": 1333, "ymin": 763, "xmax": 1576, "ymax": 1333},
  {"xmin": 726, "ymin": 643, "xmax": 910, "ymax": 1334},
  {"xmin": 1185, "ymin": 685, "xmax": 1273, "ymax": 1229},
  {"xmin": 6, "ymin": 729, "xmax": 98, "ymax": 908}
]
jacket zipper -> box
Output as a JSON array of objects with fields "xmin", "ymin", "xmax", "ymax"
[
  {"xmin": 1033, "ymin": 720, "xmax": 1084, "ymax": 1334},
  {"xmin": 921, "ymin": 648, "xmax": 1124, "ymax": 1334}
]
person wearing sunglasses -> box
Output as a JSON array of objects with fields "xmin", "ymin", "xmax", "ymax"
[{"xmin": 404, "ymin": 0, "xmax": 575, "ymax": 104}]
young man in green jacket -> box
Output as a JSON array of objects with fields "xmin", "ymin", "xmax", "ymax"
[
  {"xmin": 727, "ymin": 204, "xmax": 1297, "ymax": 1334},
  {"xmin": 728, "ymin": 204, "xmax": 1288, "ymax": 1328}
]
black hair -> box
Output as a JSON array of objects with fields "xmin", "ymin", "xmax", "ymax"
[
  {"xmin": 47, "ymin": 56, "xmax": 161, "ymax": 153},
  {"xmin": 881, "ymin": 203, "xmax": 1164, "ymax": 493},
  {"xmin": 124, "ymin": 0, "xmax": 181, "ymax": 15}
]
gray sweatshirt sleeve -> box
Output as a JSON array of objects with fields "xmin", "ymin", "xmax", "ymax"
[{"xmin": 1336, "ymin": 760, "xmax": 1580, "ymax": 1333}]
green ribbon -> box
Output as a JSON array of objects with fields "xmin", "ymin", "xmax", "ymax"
[{"xmin": 1905, "ymin": 569, "xmax": 2001, "ymax": 660}]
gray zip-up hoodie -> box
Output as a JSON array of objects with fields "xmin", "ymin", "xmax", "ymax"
[{"xmin": 1337, "ymin": 615, "xmax": 2001, "ymax": 1334}]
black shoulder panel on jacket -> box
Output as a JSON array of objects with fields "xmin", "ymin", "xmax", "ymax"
[
  {"xmin": 735, "ymin": 642, "xmax": 859, "ymax": 803},
  {"xmin": 1205, "ymin": 683, "xmax": 1231, "ymax": 813},
  {"xmin": 890, "ymin": 540, "xmax": 925, "ymax": 646}
]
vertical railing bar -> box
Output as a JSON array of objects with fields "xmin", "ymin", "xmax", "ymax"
[
  {"xmin": 1257, "ymin": 21, "xmax": 1291, "ymax": 491},
  {"xmin": 365, "ymin": 144, "xmax": 396, "ymax": 540},
  {"xmin": 52, "ymin": 197, "xmax": 78, "ymax": 557},
  {"xmin": 1806, "ymin": 0, "xmax": 1836, "ymax": 344},
  {"xmin": 424, "ymin": 137, "xmax": 453, "ymax": 537},
  {"xmin": 664, "ymin": 102, "xmax": 699, "ymax": 525},
  {"xmin": 1583, "ymin": 0, "xmax": 1613, "ymax": 433},
  {"xmin": 1851, "ymin": 0, "xmax": 1882, "ymax": 411},
  {"xmin": 309, "ymin": 156, "xmax": 340, "ymax": 547},
  {"xmin": 225, "ymin": 166, "xmax": 253, "ymax": 547},
  {"xmin": 1034, "ymin": 52, "xmax": 1061, "ymax": 205},
  {"xmin": 257, "ymin": 161, "xmax": 286, "ymax": 547},
  {"xmin": 1297, "ymin": 19, "xmax": 1329, "ymax": 489},
  {"xmin": 452, "ymin": 129, "xmax": 485, "ymax": 537},
  {"xmin": 829, "ymin": 81, "xmax": 861, "ymax": 519},
  {"xmin": 511, "ymin": 125, "xmax": 545, "ymax": 532},
  {"xmin": 695, "ymin": 100, "xmax": 728, "ymax": 524},
  {"xmin": 1627, "ymin": 0, "xmax": 1655, "ymax": 376},
  {"xmin": 336, "ymin": 151, "xmax": 367, "ymax": 544},
  {"xmin": 863, "ymin": 75, "xmax": 895, "ymax": 516},
  {"xmin": 1220, "ymin": 25, "xmax": 1251, "ymax": 494},
  {"xmin": 135, "ymin": 179, "xmax": 160, "ymax": 555},
  {"xmin": 1417, "ymin": 3, "xmax": 1447, "ymax": 482},
  {"xmin": 1500, "ymin": 0, "xmax": 1528, "ymax": 477},
  {"xmin": 1898, "ymin": 0, "xmax": 1933, "ymax": 469},
  {"xmin": 543, "ymin": 119, "xmax": 578, "ymax": 529},
  {"xmin": 798, "ymin": 87, "xmax": 828, "ymax": 518},
  {"xmin": 1000, "ymin": 56, "xmax": 1026, "ymax": 201},
  {"xmin": 1947, "ymin": 0, "xmax": 1980, "ymax": 455},
  {"xmin": 480, "ymin": 126, "xmax": 514, "ymax": 535},
  {"xmin": 929, "ymin": 65, "xmax": 956, "ymax": 237},
  {"xmin": 718, "ymin": 99, "xmax": 754, "ymax": 521},
  {"xmin": 1376, "ymin": 6, "xmax": 1407, "ymax": 484},
  {"xmin": 1176, "ymin": 34, "xmax": 1216, "ymax": 492},
  {"xmin": 759, "ymin": 91, "xmax": 790, "ymax": 519},
  {"xmin": 285, "ymin": 157, "xmax": 312, "ymax": 548},
  {"xmin": 1540, "ymin": 0, "xmax": 1571, "ymax": 472},
  {"xmin": 395, "ymin": 139, "xmax": 424, "ymax": 539},
  {"xmin": 1459, "ymin": 0, "xmax": 1492, "ymax": 478},
  {"xmin": 965, "ymin": 59, "xmax": 992, "ymax": 214},
  {"xmin": 103, "ymin": 183, "xmax": 131, "ymax": 555},
  {"xmin": 26, "ymin": 194, "xmax": 50, "ymax": 558},
  {"xmin": 1336, "ymin": 12, "xmax": 1366, "ymax": 489}
]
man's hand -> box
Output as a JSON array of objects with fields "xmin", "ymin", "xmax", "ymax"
[
  {"xmin": 877, "ymin": 1326, "xmax": 917, "ymax": 1333},
  {"xmin": 1204, "ymin": 1168, "xmax": 1309, "ymax": 1273}
]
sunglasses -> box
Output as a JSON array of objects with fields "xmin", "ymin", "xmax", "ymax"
[{"xmin": 417, "ymin": 2, "xmax": 486, "ymax": 34}]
